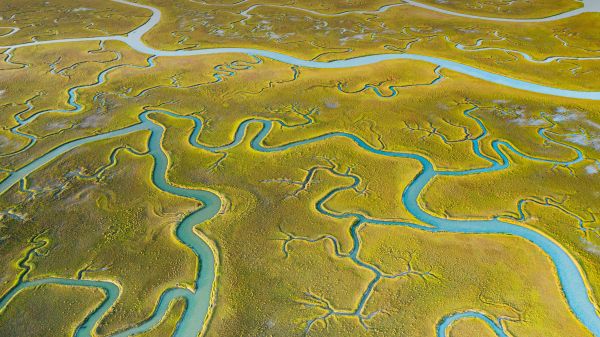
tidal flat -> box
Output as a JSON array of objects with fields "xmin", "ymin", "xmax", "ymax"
[{"xmin": 1, "ymin": 1, "xmax": 600, "ymax": 336}]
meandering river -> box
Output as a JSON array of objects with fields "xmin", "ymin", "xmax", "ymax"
[
  {"xmin": 2, "ymin": 0, "xmax": 600, "ymax": 100},
  {"xmin": 1, "ymin": 0, "xmax": 600, "ymax": 336}
]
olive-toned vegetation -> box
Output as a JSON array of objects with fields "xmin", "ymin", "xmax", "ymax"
[
  {"xmin": 0, "ymin": 133, "xmax": 199, "ymax": 334},
  {"xmin": 416, "ymin": 0, "xmax": 583, "ymax": 18},
  {"xmin": 448, "ymin": 317, "xmax": 502, "ymax": 337},
  {"xmin": 136, "ymin": 0, "xmax": 600, "ymax": 90},
  {"xmin": 153, "ymin": 111, "xmax": 592, "ymax": 336},
  {"xmin": 0, "ymin": 284, "xmax": 104, "ymax": 337},
  {"xmin": 1, "ymin": 0, "xmax": 599, "ymax": 336},
  {"xmin": 0, "ymin": 0, "xmax": 148, "ymax": 45}
]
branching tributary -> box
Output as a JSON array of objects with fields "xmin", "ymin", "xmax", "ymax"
[{"xmin": 1, "ymin": 0, "xmax": 600, "ymax": 336}]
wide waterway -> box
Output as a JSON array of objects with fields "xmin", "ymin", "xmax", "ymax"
[
  {"xmin": 1, "ymin": 107, "xmax": 599, "ymax": 336},
  {"xmin": 1, "ymin": 0, "xmax": 600, "ymax": 336},
  {"xmin": 1, "ymin": 0, "xmax": 600, "ymax": 100}
]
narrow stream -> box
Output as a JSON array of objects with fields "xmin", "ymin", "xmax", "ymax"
[{"xmin": 1, "ymin": 0, "xmax": 599, "ymax": 335}]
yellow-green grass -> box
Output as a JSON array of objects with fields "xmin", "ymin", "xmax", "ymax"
[
  {"xmin": 4, "ymin": 48, "xmax": 596, "ymax": 223},
  {"xmin": 96, "ymin": 55, "xmax": 491, "ymax": 171},
  {"xmin": 448, "ymin": 317, "xmax": 498, "ymax": 337},
  {"xmin": 360, "ymin": 225, "xmax": 592, "ymax": 337},
  {"xmin": 0, "ymin": 283, "xmax": 105, "ymax": 337},
  {"xmin": 2, "ymin": 0, "xmax": 597, "ymax": 90},
  {"xmin": 324, "ymin": 153, "xmax": 424, "ymax": 224},
  {"xmin": 1, "ymin": 41, "xmax": 134, "ymax": 124},
  {"xmin": 421, "ymin": 154, "xmax": 600, "ymax": 307},
  {"xmin": 415, "ymin": 0, "xmax": 582, "ymax": 19},
  {"xmin": 0, "ymin": 17, "xmax": 598, "ymax": 337},
  {"xmin": 151, "ymin": 112, "xmax": 361, "ymax": 252},
  {"xmin": 0, "ymin": 40, "xmax": 148, "ymax": 123},
  {"xmin": 95, "ymin": 54, "xmax": 600, "ymax": 172},
  {"xmin": 0, "ymin": 0, "xmax": 148, "ymax": 45},
  {"xmin": 214, "ymin": 58, "xmax": 599, "ymax": 170},
  {"xmin": 0, "ymin": 128, "xmax": 31, "ymax": 157},
  {"xmin": 134, "ymin": 0, "xmax": 600, "ymax": 90},
  {"xmin": 0, "ymin": 131, "xmax": 199, "ymax": 335},
  {"xmin": 4, "ymin": 45, "xmax": 596, "ymax": 175},
  {"xmin": 152, "ymin": 112, "xmax": 416, "ymax": 335},
  {"xmin": 150, "ymin": 110, "xmax": 594, "ymax": 336},
  {"xmin": 138, "ymin": 299, "xmax": 186, "ymax": 337},
  {"xmin": 0, "ymin": 41, "xmax": 150, "ymax": 169}
]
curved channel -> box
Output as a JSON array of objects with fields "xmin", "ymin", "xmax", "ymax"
[
  {"xmin": 1, "ymin": 108, "xmax": 600, "ymax": 336},
  {"xmin": 404, "ymin": 0, "xmax": 600, "ymax": 22},
  {"xmin": 1, "ymin": 0, "xmax": 600, "ymax": 336},
  {"xmin": 0, "ymin": 111, "xmax": 221, "ymax": 337},
  {"xmin": 436, "ymin": 311, "xmax": 510, "ymax": 337},
  {"xmin": 199, "ymin": 0, "xmax": 600, "ymax": 23},
  {"xmin": 1, "ymin": 0, "xmax": 599, "ymax": 100}
]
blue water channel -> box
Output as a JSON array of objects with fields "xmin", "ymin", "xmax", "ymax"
[
  {"xmin": 0, "ymin": 107, "xmax": 598, "ymax": 336},
  {"xmin": 1, "ymin": 0, "xmax": 600, "ymax": 335}
]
